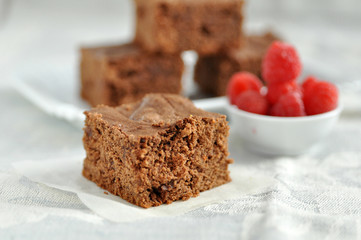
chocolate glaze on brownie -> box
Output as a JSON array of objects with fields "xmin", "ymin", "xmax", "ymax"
[
  {"xmin": 92, "ymin": 93, "xmax": 218, "ymax": 136},
  {"xmin": 134, "ymin": 0, "xmax": 245, "ymax": 54},
  {"xmin": 80, "ymin": 43, "xmax": 184, "ymax": 107},
  {"xmin": 195, "ymin": 32, "xmax": 280, "ymax": 96},
  {"xmin": 82, "ymin": 94, "xmax": 232, "ymax": 208}
]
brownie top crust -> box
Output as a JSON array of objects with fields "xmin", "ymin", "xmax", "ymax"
[
  {"xmin": 86, "ymin": 94, "xmax": 224, "ymax": 137},
  {"xmin": 81, "ymin": 43, "xmax": 141, "ymax": 59},
  {"xmin": 232, "ymin": 32, "xmax": 279, "ymax": 59}
]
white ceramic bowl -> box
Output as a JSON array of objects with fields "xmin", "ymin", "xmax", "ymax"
[{"xmin": 226, "ymin": 103, "xmax": 343, "ymax": 156}]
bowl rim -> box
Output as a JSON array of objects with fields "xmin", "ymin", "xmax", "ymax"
[{"xmin": 226, "ymin": 103, "xmax": 343, "ymax": 122}]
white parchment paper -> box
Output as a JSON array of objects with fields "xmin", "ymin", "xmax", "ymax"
[
  {"xmin": 12, "ymin": 151, "xmax": 361, "ymax": 226},
  {"xmin": 12, "ymin": 157, "xmax": 276, "ymax": 223}
]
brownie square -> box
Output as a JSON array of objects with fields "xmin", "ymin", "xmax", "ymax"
[
  {"xmin": 80, "ymin": 43, "xmax": 184, "ymax": 107},
  {"xmin": 82, "ymin": 93, "xmax": 232, "ymax": 208},
  {"xmin": 134, "ymin": 0, "xmax": 245, "ymax": 54},
  {"xmin": 194, "ymin": 32, "xmax": 279, "ymax": 96}
]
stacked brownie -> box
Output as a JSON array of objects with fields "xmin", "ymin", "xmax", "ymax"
[{"xmin": 81, "ymin": 0, "xmax": 245, "ymax": 106}]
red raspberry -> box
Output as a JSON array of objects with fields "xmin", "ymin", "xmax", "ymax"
[
  {"xmin": 302, "ymin": 76, "xmax": 318, "ymax": 94},
  {"xmin": 262, "ymin": 41, "xmax": 302, "ymax": 84},
  {"xmin": 270, "ymin": 92, "xmax": 306, "ymax": 117},
  {"xmin": 303, "ymin": 80, "xmax": 338, "ymax": 115},
  {"xmin": 235, "ymin": 90, "xmax": 268, "ymax": 115},
  {"xmin": 227, "ymin": 72, "xmax": 263, "ymax": 105},
  {"xmin": 266, "ymin": 81, "xmax": 301, "ymax": 105}
]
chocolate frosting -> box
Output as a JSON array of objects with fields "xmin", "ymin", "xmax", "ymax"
[{"xmin": 87, "ymin": 94, "xmax": 223, "ymax": 137}]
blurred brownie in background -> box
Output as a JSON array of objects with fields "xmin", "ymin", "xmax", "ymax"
[
  {"xmin": 194, "ymin": 32, "xmax": 279, "ymax": 96},
  {"xmin": 80, "ymin": 43, "xmax": 184, "ymax": 106},
  {"xmin": 134, "ymin": 0, "xmax": 245, "ymax": 54}
]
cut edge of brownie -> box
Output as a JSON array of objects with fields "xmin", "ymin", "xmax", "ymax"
[{"xmin": 82, "ymin": 94, "xmax": 232, "ymax": 208}]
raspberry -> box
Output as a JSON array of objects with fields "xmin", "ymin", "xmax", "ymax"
[
  {"xmin": 270, "ymin": 92, "xmax": 306, "ymax": 117},
  {"xmin": 266, "ymin": 81, "xmax": 301, "ymax": 105},
  {"xmin": 227, "ymin": 72, "xmax": 263, "ymax": 105},
  {"xmin": 303, "ymin": 80, "xmax": 338, "ymax": 115},
  {"xmin": 235, "ymin": 90, "xmax": 268, "ymax": 115},
  {"xmin": 302, "ymin": 76, "xmax": 318, "ymax": 94},
  {"xmin": 262, "ymin": 41, "xmax": 302, "ymax": 84}
]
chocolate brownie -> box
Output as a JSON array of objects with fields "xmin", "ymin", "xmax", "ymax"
[
  {"xmin": 80, "ymin": 43, "xmax": 184, "ymax": 107},
  {"xmin": 194, "ymin": 32, "xmax": 279, "ymax": 96},
  {"xmin": 134, "ymin": 0, "xmax": 245, "ymax": 54},
  {"xmin": 82, "ymin": 93, "xmax": 232, "ymax": 208}
]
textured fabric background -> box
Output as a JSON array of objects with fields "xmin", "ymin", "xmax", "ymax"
[{"xmin": 1, "ymin": 0, "xmax": 361, "ymax": 239}]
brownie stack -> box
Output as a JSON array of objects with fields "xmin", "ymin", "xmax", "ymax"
[
  {"xmin": 81, "ymin": 0, "xmax": 247, "ymax": 107},
  {"xmin": 81, "ymin": 0, "xmax": 251, "ymax": 208}
]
